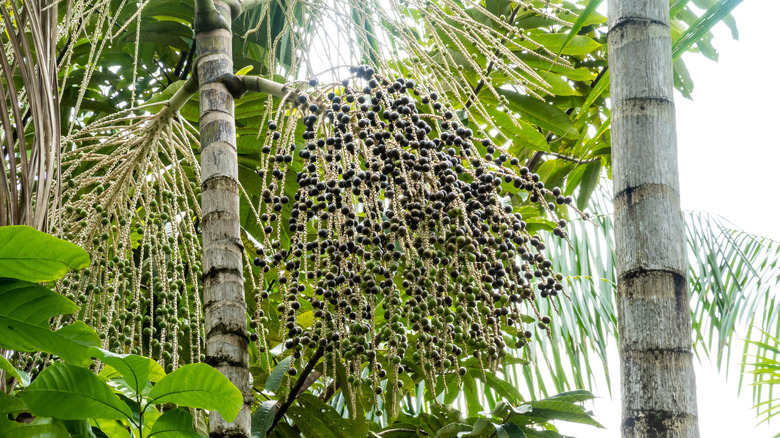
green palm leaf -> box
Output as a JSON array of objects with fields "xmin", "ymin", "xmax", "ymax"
[
  {"xmin": 744, "ymin": 331, "xmax": 780, "ymax": 426},
  {"xmin": 535, "ymin": 181, "xmax": 780, "ymax": 408}
]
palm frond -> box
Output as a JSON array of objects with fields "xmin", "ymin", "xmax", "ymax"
[
  {"xmin": 538, "ymin": 181, "xmax": 780, "ymax": 403},
  {"xmin": 534, "ymin": 185, "xmax": 617, "ymax": 397},
  {"xmin": 744, "ymin": 330, "xmax": 780, "ymax": 427},
  {"xmin": 685, "ymin": 212, "xmax": 780, "ymax": 371}
]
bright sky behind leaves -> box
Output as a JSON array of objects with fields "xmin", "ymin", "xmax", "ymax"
[{"xmin": 560, "ymin": 1, "xmax": 780, "ymax": 436}]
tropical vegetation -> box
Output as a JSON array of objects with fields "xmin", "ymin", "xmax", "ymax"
[{"xmin": 1, "ymin": 0, "xmax": 777, "ymax": 437}]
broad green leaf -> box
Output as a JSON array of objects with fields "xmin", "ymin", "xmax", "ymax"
[
  {"xmin": 463, "ymin": 418, "xmax": 494, "ymax": 437},
  {"xmin": 545, "ymin": 390, "xmax": 597, "ymax": 403},
  {"xmin": 482, "ymin": 372, "xmax": 523, "ymax": 404},
  {"xmin": 91, "ymin": 348, "xmax": 160, "ymax": 395},
  {"xmin": 133, "ymin": 21, "xmax": 192, "ymax": 51},
  {"xmin": 270, "ymin": 422, "xmax": 300, "ymax": 438},
  {"xmin": 0, "ymin": 299, "xmax": 98, "ymax": 367},
  {"xmin": 512, "ymin": 404, "xmax": 533, "ymax": 415},
  {"xmin": 144, "ymin": 79, "xmax": 186, "ymax": 106},
  {"xmin": 148, "ymin": 363, "xmax": 242, "ymax": 423},
  {"xmin": 106, "ymin": 376, "xmax": 144, "ymax": 401},
  {"xmin": 62, "ymin": 419, "xmax": 97, "ymax": 438},
  {"xmin": 441, "ymin": 373, "xmax": 461, "ymax": 405},
  {"xmin": 296, "ymin": 394, "xmax": 351, "ymax": 437},
  {"xmin": 521, "ymin": 430, "xmax": 565, "ymax": 438},
  {"xmin": 284, "ymin": 407, "xmax": 338, "ymax": 438},
  {"xmin": 539, "ymin": 74, "xmax": 578, "ymax": 96},
  {"xmin": 0, "ymin": 355, "xmax": 30, "ymax": 387},
  {"xmin": 56, "ymin": 322, "xmax": 102, "ymax": 350},
  {"xmin": 251, "ymin": 400, "xmax": 277, "ymax": 438},
  {"xmin": 497, "ymin": 90, "xmax": 579, "ymax": 139},
  {"xmin": 286, "ymin": 394, "xmax": 352, "ymax": 438},
  {"xmin": 528, "ymin": 34, "xmax": 601, "ymax": 56},
  {"xmin": 236, "ymin": 98, "xmax": 268, "ymax": 122},
  {"xmin": 141, "ymin": 0, "xmax": 194, "ymax": 20},
  {"xmin": 0, "ymin": 278, "xmax": 79, "ymax": 326},
  {"xmin": 414, "ymin": 412, "xmax": 442, "ymax": 437},
  {"xmin": 507, "ymin": 119, "xmax": 550, "ymax": 154},
  {"xmin": 296, "ymin": 311, "xmax": 315, "ymax": 329},
  {"xmin": 20, "ymin": 363, "xmax": 132, "ymax": 420},
  {"xmin": 430, "ymin": 404, "xmax": 465, "ymax": 426},
  {"xmin": 0, "ymin": 225, "xmax": 90, "ymax": 282},
  {"xmin": 470, "ymin": 105, "xmax": 520, "ymax": 146},
  {"xmin": 144, "ymin": 407, "xmax": 164, "ymax": 437},
  {"xmin": 578, "ymin": 114, "xmax": 610, "ymax": 156},
  {"xmin": 376, "ymin": 422, "xmax": 419, "ymax": 437},
  {"xmin": 435, "ymin": 422, "xmax": 472, "ymax": 438},
  {"xmin": 91, "ymin": 419, "xmax": 132, "ymax": 438},
  {"xmin": 576, "ymin": 161, "xmax": 602, "ymax": 211},
  {"xmin": 0, "ymin": 392, "xmax": 27, "ymax": 414},
  {"xmin": 535, "ymin": 159, "xmax": 576, "ymax": 194},
  {"xmin": 0, "ymin": 416, "xmax": 70, "ymax": 438},
  {"xmin": 495, "ymin": 423, "xmax": 528, "ymax": 438},
  {"xmin": 100, "ymin": 360, "xmax": 166, "ymax": 384},
  {"xmin": 148, "ymin": 408, "xmax": 199, "ymax": 438},
  {"xmin": 489, "ymin": 401, "xmax": 512, "ymax": 418},
  {"xmin": 515, "ymin": 53, "xmax": 596, "ymax": 81},
  {"xmin": 265, "ymin": 356, "xmax": 291, "ymax": 392},
  {"xmin": 524, "ymin": 400, "xmax": 604, "ymax": 428},
  {"xmin": 485, "ymin": 0, "xmax": 512, "ymax": 19},
  {"xmin": 462, "ymin": 372, "xmax": 481, "ymax": 418}
]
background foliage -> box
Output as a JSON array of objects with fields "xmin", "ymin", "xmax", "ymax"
[{"xmin": 2, "ymin": 0, "xmax": 777, "ymax": 436}]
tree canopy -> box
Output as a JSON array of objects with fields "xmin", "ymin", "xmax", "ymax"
[{"xmin": 2, "ymin": 0, "xmax": 775, "ymax": 437}]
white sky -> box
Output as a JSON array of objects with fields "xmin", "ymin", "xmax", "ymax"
[
  {"xmin": 677, "ymin": 0, "xmax": 780, "ymax": 242},
  {"xmin": 559, "ymin": 0, "xmax": 780, "ymax": 436}
]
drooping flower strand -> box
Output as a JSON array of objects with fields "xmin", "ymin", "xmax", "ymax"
[{"xmin": 48, "ymin": 112, "xmax": 205, "ymax": 373}]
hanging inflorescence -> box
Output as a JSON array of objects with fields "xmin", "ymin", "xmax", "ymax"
[
  {"xmin": 247, "ymin": 65, "xmax": 587, "ymax": 405},
  {"xmin": 41, "ymin": 112, "xmax": 205, "ymax": 375}
]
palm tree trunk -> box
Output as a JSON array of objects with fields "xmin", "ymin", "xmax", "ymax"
[
  {"xmin": 196, "ymin": 1, "xmax": 251, "ymax": 436},
  {"xmin": 607, "ymin": 1, "xmax": 700, "ymax": 437}
]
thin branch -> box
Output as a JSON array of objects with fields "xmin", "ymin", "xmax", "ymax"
[
  {"xmin": 543, "ymin": 151, "xmax": 600, "ymax": 165},
  {"xmin": 179, "ymin": 41, "xmax": 197, "ymax": 80},
  {"xmin": 154, "ymin": 57, "xmax": 177, "ymax": 85},
  {"xmin": 173, "ymin": 48, "xmax": 189, "ymax": 79},
  {"xmin": 590, "ymin": 66, "xmax": 608, "ymax": 89},
  {"xmin": 268, "ymin": 346, "xmax": 325, "ymax": 434}
]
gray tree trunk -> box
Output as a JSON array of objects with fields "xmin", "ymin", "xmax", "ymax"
[
  {"xmin": 607, "ymin": 1, "xmax": 700, "ymax": 437},
  {"xmin": 196, "ymin": 1, "xmax": 251, "ymax": 436}
]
